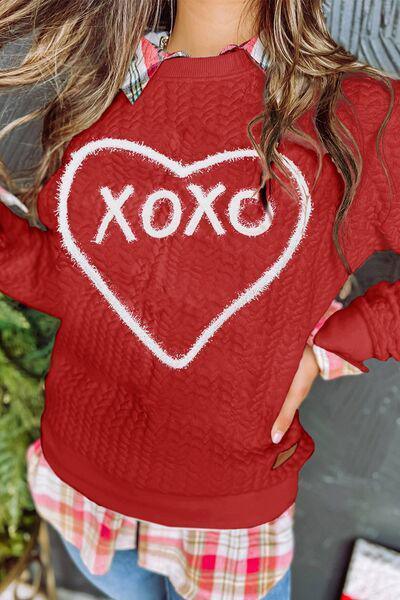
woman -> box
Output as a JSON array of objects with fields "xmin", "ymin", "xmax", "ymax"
[{"xmin": 0, "ymin": 1, "xmax": 398, "ymax": 598}]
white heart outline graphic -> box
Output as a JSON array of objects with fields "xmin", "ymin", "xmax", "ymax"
[{"xmin": 57, "ymin": 138, "xmax": 313, "ymax": 369}]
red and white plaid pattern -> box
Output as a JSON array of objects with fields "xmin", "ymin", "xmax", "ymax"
[
  {"xmin": 26, "ymin": 30, "xmax": 363, "ymax": 600},
  {"xmin": 27, "ymin": 440, "xmax": 295, "ymax": 597}
]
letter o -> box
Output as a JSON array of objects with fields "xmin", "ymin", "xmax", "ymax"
[
  {"xmin": 141, "ymin": 189, "xmax": 182, "ymax": 238},
  {"xmin": 228, "ymin": 189, "xmax": 274, "ymax": 237}
]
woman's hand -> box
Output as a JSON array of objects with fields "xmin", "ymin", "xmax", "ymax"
[{"xmin": 270, "ymin": 344, "xmax": 320, "ymax": 444}]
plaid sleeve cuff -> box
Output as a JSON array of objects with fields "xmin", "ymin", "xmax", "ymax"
[
  {"xmin": 308, "ymin": 299, "xmax": 363, "ymax": 380},
  {"xmin": 311, "ymin": 343, "xmax": 364, "ymax": 380}
]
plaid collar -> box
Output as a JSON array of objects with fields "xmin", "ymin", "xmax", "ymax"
[{"xmin": 121, "ymin": 29, "xmax": 268, "ymax": 104}]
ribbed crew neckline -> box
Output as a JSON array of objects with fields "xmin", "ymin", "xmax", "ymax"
[{"xmin": 155, "ymin": 47, "xmax": 255, "ymax": 79}]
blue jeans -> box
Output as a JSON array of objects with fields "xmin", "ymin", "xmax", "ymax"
[{"xmin": 62, "ymin": 537, "xmax": 291, "ymax": 600}]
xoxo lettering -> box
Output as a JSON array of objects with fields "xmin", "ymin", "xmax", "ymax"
[
  {"xmin": 93, "ymin": 183, "xmax": 274, "ymax": 244},
  {"xmin": 58, "ymin": 139, "xmax": 312, "ymax": 368}
]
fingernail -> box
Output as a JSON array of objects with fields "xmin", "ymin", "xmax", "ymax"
[{"xmin": 272, "ymin": 430, "xmax": 284, "ymax": 444}]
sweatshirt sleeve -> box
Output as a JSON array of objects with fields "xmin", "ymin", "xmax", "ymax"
[
  {"xmin": 313, "ymin": 281, "xmax": 399, "ymax": 373},
  {"xmin": 308, "ymin": 298, "xmax": 364, "ymax": 379},
  {"xmin": 313, "ymin": 77, "xmax": 400, "ymax": 374},
  {"xmin": 0, "ymin": 185, "xmax": 61, "ymax": 318}
]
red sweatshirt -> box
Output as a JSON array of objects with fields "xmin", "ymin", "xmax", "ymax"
[{"xmin": 0, "ymin": 49, "xmax": 399, "ymax": 528}]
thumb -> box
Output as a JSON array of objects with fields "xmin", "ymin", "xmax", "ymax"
[{"xmin": 271, "ymin": 344, "xmax": 319, "ymax": 444}]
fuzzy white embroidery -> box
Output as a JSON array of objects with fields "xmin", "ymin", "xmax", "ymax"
[
  {"xmin": 95, "ymin": 185, "xmax": 136, "ymax": 244},
  {"xmin": 184, "ymin": 183, "xmax": 226, "ymax": 236},
  {"xmin": 229, "ymin": 188, "xmax": 274, "ymax": 237},
  {"xmin": 141, "ymin": 188, "xmax": 182, "ymax": 239},
  {"xmin": 57, "ymin": 139, "xmax": 313, "ymax": 369}
]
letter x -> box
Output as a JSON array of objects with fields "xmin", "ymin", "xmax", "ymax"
[
  {"xmin": 184, "ymin": 183, "xmax": 226, "ymax": 236},
  {"xmin": 94, "ymin": 185, "xmax": 135, "ymax": 244}
]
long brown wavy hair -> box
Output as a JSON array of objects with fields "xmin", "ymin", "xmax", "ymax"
[{"xmin": 0, "ymin": 0, "xmax": 394, "ymax": 276}]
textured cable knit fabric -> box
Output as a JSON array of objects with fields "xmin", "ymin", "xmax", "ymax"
[
  {"xmin": 0, "ymin": 31, "xmax": 399, "ymax": 538},
  {"xmin": 13, "ymin": 32, "xmax": 361, "ymax": 600},
  {"xmin": 24, "ymin": 298, "xmax": 360, "ymax": 596}
]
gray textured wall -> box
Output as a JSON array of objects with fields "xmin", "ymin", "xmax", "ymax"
[
  {"xmin": 296, "ymin": 256, "xmax": 400, "ymax": 600},
  {"xmin": 325, "ymin": 0, "xmax": 400, "ymax": 76},
  {"xmin": 0, "ymin": 2, "xmax": 399, "ymax": 599}
]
